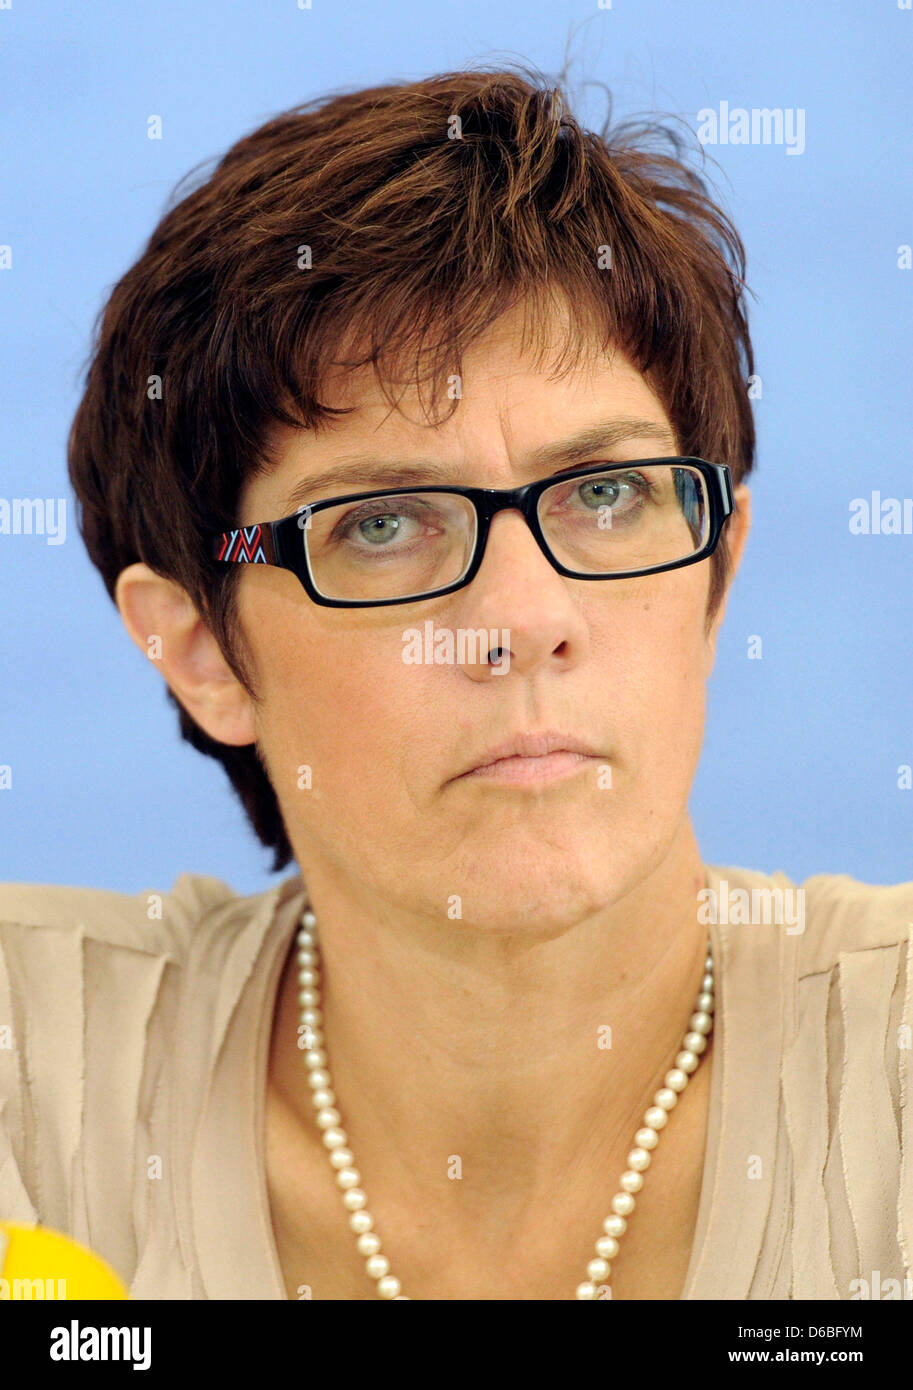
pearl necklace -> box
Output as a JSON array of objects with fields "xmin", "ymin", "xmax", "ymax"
[{"xmin": 295, "ymin": 905, "xmax": 714, "ymax": 1300}]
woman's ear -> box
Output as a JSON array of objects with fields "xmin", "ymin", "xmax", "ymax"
[
  {"xmin": 114, "ymin": 562, "xmax": 257, "ymax": 747},
  {"xmin": 726, "ymin": 484, "xmax": 752, "ymax": 583},
  {"xmin": 704, "ymin": 483, "xmax": 751, "ymax": 672}
]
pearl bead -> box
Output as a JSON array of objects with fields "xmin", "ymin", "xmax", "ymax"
[
  {"xmin": 377, "ymin": 1276, "xmax": 401, "ymax": 1299},
  {"xmin": 297, "ymin": 948, "xmax": 315, "ymax": 966},
  {"xmin": 298, "ymin": 989, "xmax": 318, "ymax": 1008},
  {"xmin": 316, "ymin": 1107, "xmax": 341, "ymax": 1129},
  {"xmin": 603, "ymin": 1214, "xmax": 626, "ymax": 1237},
  {"xmin": 357, "ymin": 1232, "xmax": 381, "ymax": 1256},
  {"xmin": 596, "ymin": 1236, "xmax": 619, "ymax": 1259},
  {"xmin": 322, "ymin": 1128, "xmax": 347, "ymax": 1150},
  {"xmin": 366, "ymin": 1254, "xmax": 390, "ymax": 1279},
  {"xmin": 627, "ymin": 1147, "xmax": 651, "ymax": 1172},
  {"xmin": 697, "ymin": 992, "xmax": 714, "ymax": 1012},
  {"xmin": 349, "ymin": 1211, "xmax": 373, "ymax": 1234},
  {"xmin": 330, "ymin": 1148, "xmax": 354, "ymax": 1169},
  {"xmin": 587, "ymin": 1258, "xmax": 610, "ymax": 1282},
  {"xmin": 611, "ymin": 1192, "xmax": 635, "ymax": 1216},
  {"xmin": 307, "ymin": 1069, "xmax": 330, "ymax": 1089},
  {"xmin": 301, "ymin": 1008, "xmax": 322, "ymax": 1028},
  {"xmin": 304, "ymin": 1049, "xmax": 327, "ymax": 1070},
  {"xmin": 644, "ymin": 1105, "xmax": 668, "ymax": 1129},
  {"xmin": 664, "ymin": 1068, "xmax": 688, "ymax": 1092},
  {"xmin": 343, "ymin": 1188, "xmax": 367, "ymax": 1211},
  {"xmin": 576, "ymin": 1282, "xmax": 597, "ymax": 1299},
  {"xmin": 690, "ymin": 1011, "xmax": 713, "ymax": 1035},
  {"xmin": 296, "ymin": 928, "xmax": 314, "ymax": 947},
  {"xmin": 676, "ymin": 1050, "xmax": 699, "ymax": 1074},
  {"xmin": 298, "ymin": 968, "xmax": 318, "ymax": 988},
  {"xmin": 701, "ymin": 972, "xmax": 713, "ymax": 992},
  {"xmin": 684, "ymin": 1031, "xmax": 706, "ymax": 1054},
  {"xmin": 635, "ymin": 1126, "xmax": 659, "ymax": 1150},
  {"xmin": 655, "ymin": 1088, "xmax": 678, "ymax": 1110},
  {"xmin": 619, "ymin": 1170, "xmax": 643, "ymax": 1194},
  {"xmin": 312, "ymin": 1089, "xmax": 335, "ymax": 1109},
  {"xmin": 302, "ymin": 909, "xmax": 317, "ymax": 926},
  {"xmin": 337, "ymin": 1168, "xmax": 361, "ymax": 1189}
]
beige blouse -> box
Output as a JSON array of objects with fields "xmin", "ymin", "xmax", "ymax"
[{"xmin": 1, "ymin": 862, "xmax": 912, "ymax": 1300}]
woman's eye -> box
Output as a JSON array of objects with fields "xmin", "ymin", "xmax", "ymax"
[
  {"xmin": 333, "ymin": 504, "xmax": 436, "ymax": 548},
  {"xmin": 569, "ymin": 472, "xmax": 648, "ymax": 509},
  {"xmin": 351, "ymin": 512, "xmax": 414, "ymax": 545},
  {"xmin": 581, "ymin": 480, "xmax": 622, "ymax": 507}
]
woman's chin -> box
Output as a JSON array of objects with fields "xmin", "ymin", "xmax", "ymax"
[{"xmin": 431, "ymin": 868, "xmax": 634, "ymax": 939}]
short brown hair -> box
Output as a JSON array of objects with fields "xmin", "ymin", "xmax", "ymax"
[{"xmin": 67, "ymin": 63, "xmax": 756, "ymax": 873}]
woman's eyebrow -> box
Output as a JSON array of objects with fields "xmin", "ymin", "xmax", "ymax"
[{"xmin": 280, "ymin": 417, "xmax": 678, "ymax": 512}]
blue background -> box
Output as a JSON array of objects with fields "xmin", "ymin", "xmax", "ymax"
[{"xmin": 1, "ymin": 0, "xmax": 911, "ymax": 893}]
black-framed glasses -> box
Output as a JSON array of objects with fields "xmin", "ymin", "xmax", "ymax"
[{"xmin": 209, "ymin": 457, "xmax": 734, "ymax": 608}]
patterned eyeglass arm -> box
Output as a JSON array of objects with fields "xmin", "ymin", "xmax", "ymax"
[{"xmin": 211, "ymin": 523, "xmax": 278, "ymax": 565}]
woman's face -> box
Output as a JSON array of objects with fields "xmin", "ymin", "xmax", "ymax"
[{"xmin": 234, "ymin": 310, "xmax": 749, "ymax": 934}]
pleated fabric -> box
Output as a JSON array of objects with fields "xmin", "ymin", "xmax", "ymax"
[
  {"xmin": 1, "ymin": 863, "xmax": 911, "ymax": 1300},
  {"xmin": 682, "ymin": 866, "xmax": 913, "ymax": 1300}
]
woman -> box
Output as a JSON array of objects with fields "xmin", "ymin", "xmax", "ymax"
[{"xmin": 1, "ymin": 66, "xmax": 911, "ymax": 1302}]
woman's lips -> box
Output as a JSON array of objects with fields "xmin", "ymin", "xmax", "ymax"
[{"xmin": 457, "ymin": 750, "xmax": 600, "ymax": 785}]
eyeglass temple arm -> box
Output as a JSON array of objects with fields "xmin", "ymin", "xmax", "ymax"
[
  {"xmin": 716, "ymin": 463, "xmax": 735, "ymax": 517},
  {"xmin": 211, "ymin": 523, "xmax": 278, "ymax": 564}
]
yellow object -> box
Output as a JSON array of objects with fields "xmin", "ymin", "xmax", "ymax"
[{"xmin": 0, "ymin": 1221, "xmax": 129, "ymax": 1299}]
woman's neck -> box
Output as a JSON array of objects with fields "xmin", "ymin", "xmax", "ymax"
[{"xmin": 267, "ymin": 817, "xmax": 710, "ymax": 1236}]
